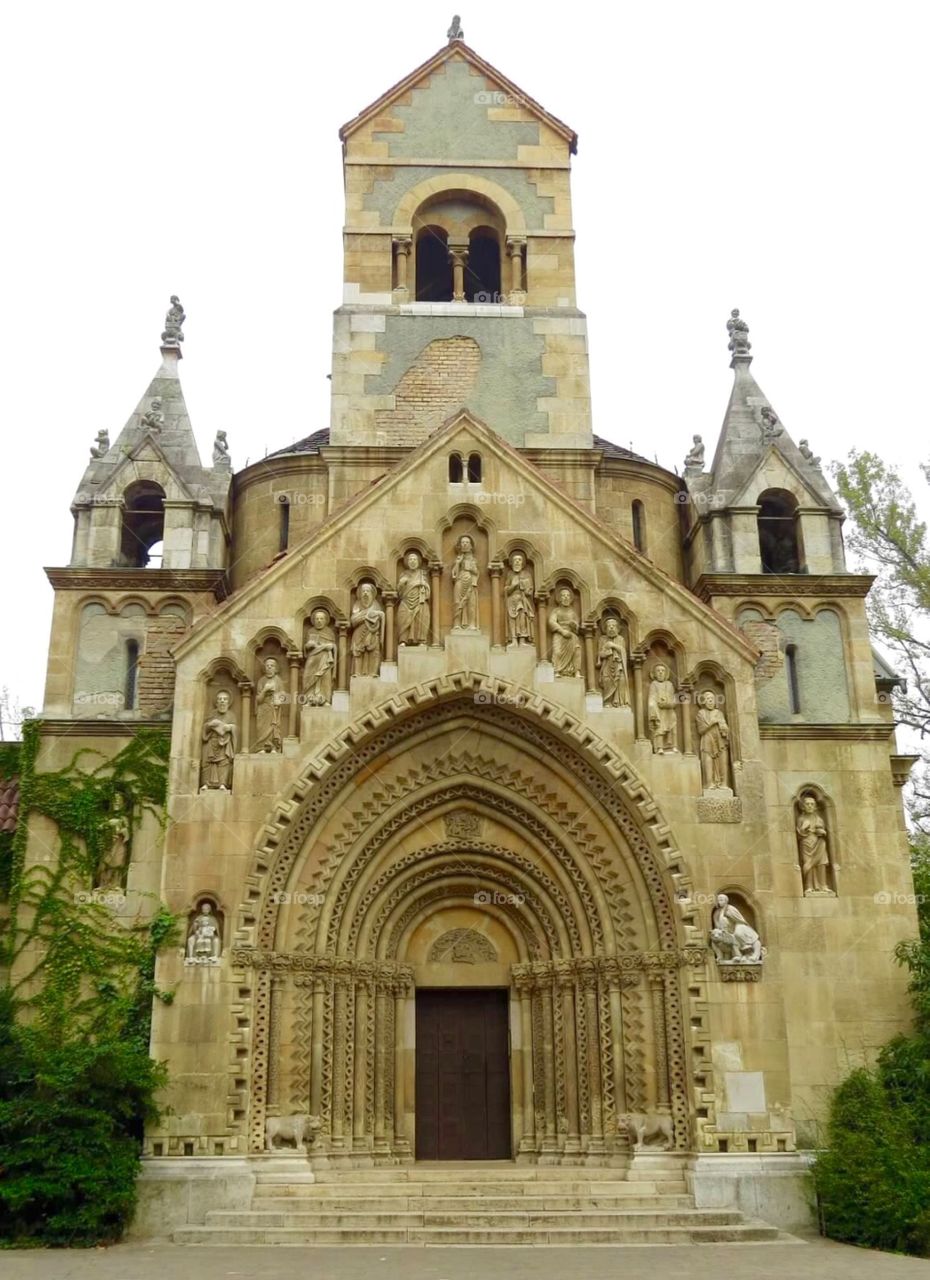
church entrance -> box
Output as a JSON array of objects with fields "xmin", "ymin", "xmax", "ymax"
[{"xmin": 415, "ymin": 988, "xmax": 511, "ymax": 1160}]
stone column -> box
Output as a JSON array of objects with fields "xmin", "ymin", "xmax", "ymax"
[
  {"xmin": 516, "ymin": 973, "xmax": 536, "ymax": 1155},
  {"xmin": 448, "ymin": 242, "xmax": 469, "ymax": 302},
  {"xmin": 679, "ymin": 682, "xmax": 694, "ymax": 754},
  {"xmin": 557, "ymin": 971, "xmax": 581, "ymax": 1154},
  {"xmin": 541, "ymin": 977, "xmax": 558, "ymax": 1152},
  {"xmin": 582, "ymin": 624, "xmax": 597, "ymax": 694},
  {"xmin": 392, "ymin": 235, "xmax": 411, "ymax": 295},
  {"xmin": 631, "ymin": 654, "xmax": 646, "ymax": 740},
  {"xmin": 506, "ymin": 236, "xmax": 526, "ymax": 299},
  {"xmin": 330, "ymin": 977, "xmax": 348, "ymax": 1149},
  {"xmin": 489, "ymin": 562, "xmax": 504, "ymax": 650},
  {"xmin": 393, "ymin": 978, "xmax": 410, "ymax": 1155},
  {"xmin": 535, "ymin": 591, "xmax": 549, "ymax": 660},
  {"xmin": 581, "ymin": 966, "xmax": 605, "ymax": 1153},
  {"xmin": 384, "ymin": 590, "xmax": 397, "ymax": 663},
  {"xmin": 336, "ymin": 623, "xmax": 349, "ymax": 691},
  {"xmin": 353, "ymin": 977, "xmax": 370, "ymax": 1150},
  {"xmin": 287, "ymin": 652, "xmax": 301, "ymax": 738},
  {"xmin": 428, "ymin": 561, "xmax": 442, "ymax": 647},
  {"xmin": 649, "ymin": 973, "xmax": 670, "ymax": 1109},
  {"xmin": 309, "ymin": 976, "xmax": 326, "ymax": 1118},
  {"xmin": 237, "ymin": 681, "xmax": 253, "ymax": 753},
  {"xmin": 373, "ymin": 980, "xmax": 389, "ymax": 1155}
]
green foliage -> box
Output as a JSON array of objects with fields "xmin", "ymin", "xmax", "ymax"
[
  {"xmin": 834, "ymin": 450, "xmax": 930, "ymax": 830},
  {"xmin": 0, "ymin": 726, "xmax": 176, "ymax": 1247}
]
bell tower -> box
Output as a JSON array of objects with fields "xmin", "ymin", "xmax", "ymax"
[{"xmin": 331, "ymin": 20, "xmax": 592, "ymax": 450}]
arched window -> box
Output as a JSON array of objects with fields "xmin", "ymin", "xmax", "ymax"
[
  {"xmin": 416, "ymin": 226, "xmax": 452, "ymax": 302},
  {"xmin": 124, "ymin": 639, "xmax": 139, "ymax": 711},
  {"xmin": 277, "ymin": 496, "xmax": 290, "ymax": 554},
  {"xmin": 786, "ymin": 643, "xmax": 802, "ymax": 714},
  {"xmin": 467, "ymin": 452, "xmax": 482, "ymax": 483},
  {"xmin": 465, "ymin": 228, "xmax": 501, "ymax": 302},
  {"xmin": 449, "ymin": 454, "xmax": 464, "ymax": 483},
  {"xmin": 119, "ymin": 482, "xmax": 165, "ymax": 568},
  {"xmin": 632, "ymin": 500, "xmax": 646, "ymax": 553},
  {"xmin": 758, "ymin": 489, "xmax": 802, "ymax": 573}
]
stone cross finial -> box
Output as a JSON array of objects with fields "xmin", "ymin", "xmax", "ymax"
[
  {"xmin": 161, "ymin": 295, "xmax": 186, "ymax": 347},
  {"xmin": 726, "ymin": 308, "xmax": 751, "ymax": 359},
  {"xmin": 447, "ymin": 14, "xmax": 464, "ymax": 41}
]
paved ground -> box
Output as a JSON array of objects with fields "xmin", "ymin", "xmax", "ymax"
[{"xmin": 3, "ymin": 1239, "xmax": 930, "ymax": 1280}]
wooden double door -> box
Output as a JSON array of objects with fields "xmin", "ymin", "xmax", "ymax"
[{"xmin": 415, "ymin": 988, "xmax": 511, "ymax": 1160}]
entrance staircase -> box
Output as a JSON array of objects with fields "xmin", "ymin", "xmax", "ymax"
[{"xmin": 174, "ymin": 1161, "xmax": 787, "ymax": 1245}]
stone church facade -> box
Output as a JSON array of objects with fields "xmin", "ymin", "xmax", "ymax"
[{"xmin": 32, "ymin": 27, "xmax": 919, "ymax": 1231}]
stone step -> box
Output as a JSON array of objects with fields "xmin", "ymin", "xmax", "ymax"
[
  {"xmin": 203, "ymin": 1209, "xmax": 745, "ymax": 1229},
  {"xmin": 174, "ymin": 1222, "xmax": 782, "ymax": 1245},
  {"xmin": 304, "ymin": 1164, "xmax": 680, "ymax": 1182},
  {"xmin": 249, "ymin": 1193, "xmax": 696, "ymax": 1212},
  {"xmin": 253, "ymin": 1179, "xmax": 687, "ymax": 1199}
]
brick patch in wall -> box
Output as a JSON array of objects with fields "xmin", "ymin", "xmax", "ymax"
[{"xmin": 375, "ymin": 336, "xmax": 481, "ymax": 444}]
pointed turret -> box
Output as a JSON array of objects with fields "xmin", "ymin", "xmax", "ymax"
[{"xmin": 70, "ymin": 299, "xmax": 231, "ymax": 569}]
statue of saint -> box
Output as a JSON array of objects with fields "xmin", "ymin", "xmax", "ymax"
[
  {"xmin": 548, "ymin": 587, "xmax": 582, "ymax": 677},
  {"xmin": 213, "ymin": 430, "xmax": 231, "ymax": 467},
  {"xmin": 200, "ymin": 690, "xmax": 237, "ymax": 789},
  {"xmin": 451, "ymin": 535, "xmax": 480, "ymax": 630},
  {"xmin": 252, "ymin": 657, "xmax": 286, "ymax": 753},
  {"xmin": 89, "ymin": 429, "xmax": 110, "ymax": 459},
  {"xmin": 350, "ymin": 582, "xmax": 385, "ymax": 677},
  {"xmin": 96, "ymin": 791, "xmax": 131, "ymax": 890},
  {"xmin": 397, "ymin": 551, "xmax": 431, "ymax": 646},
  {"xmin": 596, "ymin": 617, "xmax": 630, "ymax": 707},
  {"xmin": 505, "ymin": 551, "xmax": 535, "ymax": 645},
  {"xmin": 447, "ymin": 14, "xmax": 464, "ymax": 40},
  {"xmin": 161, "ymin": 295, "xmax": 186, "ymax": 346},
  {"xmin": 796, "ymin": 794, "xmax": 833, "ymax": 894},
  {"xmin": 647, "ymin": 663, "xmax": 678, "ymax": 753},
  {"xmin": 726, "ymin": 308, "xmax": 751, "ymax": 357},
  {"xmin": 303, "ymin": 610, "xmax": 336, "ymax": 705},
  {"xmin": 186, "ymin": 902, "xmax": 222, "ymax": 964},
  {"xmin": 710, "ymin": 893, "xmax": 763, "ymax": 965},
  {"xmin": 683, "ymin": 434, "xmax": 705, "ymax": 472},
  {"xmin": 696, "ymin": 690, "xmax": 731, "ymax": 790}
]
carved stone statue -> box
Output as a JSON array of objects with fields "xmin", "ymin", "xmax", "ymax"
[
  {"xmin": 760, "ymin": 405, "xmax": 783, "ymax": 439},
  {"xmin": 451, "ymin": 535, "xmax": 480, "ymax": 631},
  {"xmin": 140, "ymin": 397, "xmax": 164, "ymax": 431},
  {"xmin": 596, "ymin": 617, "xmax": 630, "ymax": 707},
  {"xmin": 89, "ymin": 429, "xmax": 110, "ymax": 460},
  {"xmin": 447, "ymin": 14, "xmax": 464, "ymax": 40},
  {"xmin": 96, "ymin": 791, "xmax": 131, "ymax": 890},
  {"xmin": 799, "ymin": 439, "xmax": 822, "ymax": 468},
  {"xmin": 710, "ymin": 893, "xmax": 764, "ymax": 965},
  {"xmin": 683, "ymin": 434, "xmax": 705, "ymax": 473},
  {"xmin": 303, "ymin": 609, "xmax": 336, "ymax": 705},
  {"xmin": 213, "ymin": 430, "xmax": 231, "ymax": 467},
  {"xmin": 186, "ymin": 901, "xmax": 222, "ymax": 964},
  {"xmin": 505, "ymin": 551, "xmax": 535, "ymax": 646},
  {"xmin": 726, "ymin": 308, "xmax": 751, "ymax": 357},
  {"xmin": 647, "ymin": 663, "xmax": 678, "ymax": 753},
  {"xmin": 548, "ymin": 587, "xmax": 582, "ymax": 677},
  {"xmin": 350, "ymin": 582, "xmax": 385, "ymax": 676},
  {"xmin": 252, "ymin": 657, "xmax": 286, "ymax": 753},
  {"xmin": 161, "ymin": 295, "xmax": 185, "ymax": 346},
  {"xmin": 397, "ymin": 551, "xmax": 431, "ymax": 646},
  {"xmin": 796, "ymin": 793, "xmax": 834, "ymax": 895},
  {"xmin": 200, "ymin": 690, "xmax": 237, "ymax": 790},
  {"xmin": 696, "ymin": 690, "xmax": 731, "ymax": 791},
  {"xmin": 265, "ymin": 1113, "xmax": 322, "ymax": 1153}
]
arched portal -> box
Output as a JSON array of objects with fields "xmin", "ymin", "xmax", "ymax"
[{"xmin": 229, "ymin": 675, "xmax": 707, "ymax": 1165}]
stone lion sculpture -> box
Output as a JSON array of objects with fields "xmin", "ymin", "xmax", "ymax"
[
  {"xmin": 621, "ymin": 1111, "xmax": 674, "ymax": 1151},
  {"xmin": 264, "ymin": 1113, "xmax": 322, "ymax": 1154}
]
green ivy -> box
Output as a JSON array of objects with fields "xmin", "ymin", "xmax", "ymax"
[{"xmin": 0, "ymin": 724, "xmax": 177, "ymax": 1247}]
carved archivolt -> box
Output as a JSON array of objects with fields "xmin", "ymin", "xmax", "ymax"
[{"xmin": 225, "ymin": 673, "xmax": 710, "ymax": 1163}]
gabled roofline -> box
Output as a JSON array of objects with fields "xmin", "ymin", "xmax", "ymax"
[
  {"xmin": 338, "ymin": 41, "xmax": 578, "ymax": 154},
  {"xmin": 173, "ymin": 408, "xmax": 758, "ymax": 666}
]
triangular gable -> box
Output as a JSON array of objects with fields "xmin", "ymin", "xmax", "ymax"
[
  {"xmin": 339, "ymin": 41, "xmax": 578, "ymax": 153},
  {"xmin": 728, "ymin": 444, "xmax": 836, "ymax": 512},
  {"xmin": 90, "ymin": 432, "xmax": 198, "ymax": 504},
  {"xmin": 174, "ymin": 409, "xmax": 757, "ymax": 664}
]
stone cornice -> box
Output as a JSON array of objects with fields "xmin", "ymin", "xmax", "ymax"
[
  {"xmin": 759, "ymin": 722, "xmax": 894, "ymax": 741},
  {"xmin": 37, "ymin": 718, "xmax": 171, "ymax": 738},
  {"xmin": 694, "ymin": 573, "xmax": 874, "ymax": 602},
  {"xmin": 45, "ymin": 567, "xmax": 229, "ymax": 600}
]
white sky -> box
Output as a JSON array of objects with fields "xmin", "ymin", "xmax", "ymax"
[{"xmin": 1, "ymin": 0, "xmax": 928, "ymax": 722}]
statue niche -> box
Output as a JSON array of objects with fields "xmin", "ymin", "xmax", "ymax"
[
  {"xmin": 252, "ymin": 641, "xmax": 289, "ymax": 753},
  {"xmin": 695, "ymin": 688, "xmax": 732, "ymax": 793},
  {"xmin": 396, "ymin": 551, "xmax": 431, "ymax": 647},
  {"xmin": 451, "ymin": 533, "xmax": 480, "ymax": 631},
  {"xmin": 796, "ymin": 791, "xmax": 836, "ymax": 896},
  {"xmin": 548, "ymin": 584, "xmax": 582, "ymax": 677},
  {"xmin": 596, "ymin": 614, "xmax": 630, "ymax": 707},
  {"xmin": 504, "ymin": 550, "xmax": 535, "ymax": 646},
  {"xmin": 200, "ymin": 688, "xmax": 238, "ymax": 790},
  {"xmin": 302, "ymin": 608, "xmax": 337, "ymax": 706},
  {"xmin": 185, "ymin": 899, "xmax": 223, "ymax": 965},
  {"xmin": 350, "ymin": 581, "xmax": 385, "ymax": 677},
  {"xmin": 95, "ymin": 789, "xmax": 132, "ymax": 891},
  {"xmin": 647, "ymin": 656, "xmax": 679, "ymax": 754},
  {"xmin": 710, "ymin": 893, "xmax": 765, "ymax": 969}
]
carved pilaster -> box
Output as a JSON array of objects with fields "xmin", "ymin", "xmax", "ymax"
[
  {"xmin": 649, "ymin": 972, "xmax": 670, "ymax": 1109},
  {"xmin": 489, "ymin": 561, "xmax": 504, "ymax": 650},
  {"xmin": 428, "ymin": 561, "xmax": 442, "ymax": 647},
  {"xmin": 287, "ymin": 651, "xmax": 301, "ymax": 738},
  {"xmin": 631, "ymin": 653, "xmax": 646, "ymax": 741},
  {"xmin": 237, "ymin": 680, "xmax": 253, "ymax": 754},
  {"xmin": 336, "ymin": 623, "xmax": 349, "ymax": 692},
  {"xmin": 383, "ymin": 590, "xmax": 397, "ymax": 664}
]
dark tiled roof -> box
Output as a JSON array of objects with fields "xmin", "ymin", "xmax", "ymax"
[
  {"xmin": 0, "ymin": 777, "xmax": 19, "ymax": 833},
  {"xmin": 265, "ymin": 429, "xmax": 653, "ymax": 466}
]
